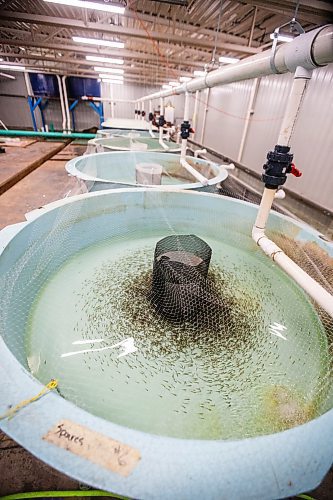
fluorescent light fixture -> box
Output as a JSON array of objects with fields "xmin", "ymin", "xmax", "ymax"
[
  {"xmin": 94, "ymin": 66, "xmax": 124, "ymax": 74},
  {"xmin": 0, "ymin": 58, "xmax": 3, "ymax": 62},
  {"xmin": 179, "ymin": 76, "xmax": 191, "ymax": 82},
  {"xmin": 193, "ymin": 70, "xmax": 206, "ymax": 77},
  {"xmin": 0, "ymin": 64, "xmax": 26, "ymax": 71},
  {"xmin": 219, "ymin": 56, "xmax": 239, "ymax": 64},
  {"xmin": 162, "ymin": 84, "xmax": 172, "ymax": 90},
  {"xmin": 270, "ymin": 32, "xmax": 294, "ymax": 43},
  {"xmin": 102, "ymin": 78, "xmax": 124, "ymax": 85},
  {"xmin": 168, "ymin": 81, "xmax": 179, "ymax": 87},
  {"xmin": 43, "ymin": 0, "xmax": 125, "ymax": 14},
  {"xmin": 99, "ymin": 73, "xmax": 123, "ymax": 80},
  {"xmin": 73, "ymin": 36, "xmax": 124, "ymax": 48},
  {"xmin": 86, "ymin": 55, "xmax": 124, "ymax": 64}
]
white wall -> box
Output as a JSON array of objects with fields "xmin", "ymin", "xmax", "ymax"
[{"xmin": 187, "ymin": 63, "xmax": 333, "ymax": 212}]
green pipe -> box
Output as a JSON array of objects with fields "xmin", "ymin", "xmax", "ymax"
[
  {"xmin": 0, "ymin": 130, "xmax": 96, "ymax": 139},
  {"xmin": 0, "ymin": 490, "xmax": 128, "ymax": 500}
]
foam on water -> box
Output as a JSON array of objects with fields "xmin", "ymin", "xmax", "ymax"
[{"xmin": 26, "ymin": 234, "xmax": 329, "ymax": 439}]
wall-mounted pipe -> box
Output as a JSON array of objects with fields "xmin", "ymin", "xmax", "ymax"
[
  {"xmin": 138, "ymin": 26, "xmax": 333, "ymax": 103},
  {"xmin": 200, "ymin": 88, "xmax": 210, "ymax": 145},
  {"xmin": 191, "ymin": 90, "xmax": 199, "ymax": 140},
  {"xmin": 237, "ymin": 77, "xmax": 260, "ymax": 163},
  {"xmin": 56, "ymin": 74, "xmax": 66, "ymax": 133},
  {"xmin": 0, "ymin": 129, "xmax": 96, "ymax": 139}
]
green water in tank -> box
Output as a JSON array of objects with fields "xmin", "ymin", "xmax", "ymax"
[{"xmin": 26, "ymin": 233, "xmax": 329, "ymax": 439}]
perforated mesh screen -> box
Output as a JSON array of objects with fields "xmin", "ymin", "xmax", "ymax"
[{"xmin": 0, "ymin": 189, "xmax": 332, "ymax": 441}]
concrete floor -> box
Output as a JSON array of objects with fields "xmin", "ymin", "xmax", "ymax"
[{"xmin": 0, "ymin": 139, "xmax": 332, "ymax": 498}]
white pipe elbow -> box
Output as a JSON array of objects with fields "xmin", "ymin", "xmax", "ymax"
[
  {"xmin": 159, "ymin": 138, "xmax": 169, "ymax": 150},
  {"xmin": 180, "ymin": 157, "xmax": 209, "ymax": 186},
  {"xmin": 194, "ymin": 148, "xmax": 207, "ymax": 157}
]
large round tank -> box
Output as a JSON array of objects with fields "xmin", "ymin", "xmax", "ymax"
[
  {"xmin": 66, "ymin": 152, "xmax": 228, "ymax": 192},
  {"xmin": 90, "ymin": 136, "xmax": 181, "ymax": 153},
  {"xmin": 96, "ymin": 129, "xmax": 153, "ymax": 138},
  {"xmin": 0, "ymin": 189, "xmax": 332, "ymax": 499}
]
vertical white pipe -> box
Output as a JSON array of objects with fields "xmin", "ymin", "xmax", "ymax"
[
  {"xmin": 62, "ymin": 75, "xmax": 71, "ymax": 132},
  {"xmin": 141, "ymin": 101, "xmax": 145, "ymax": 121},
  {"xmin": 277, "ymin": 67, "xmax": 312, "ymax": 147},
  {"xmin": 24, "ymin": 71, "xmax": 33, "ymax": 96},
  {"xmin": 237, "ymin": 78, "xmax": 259, "ymax": 163},
  {"xmin": 56, "ymin": 75, "xmax": 66, "ymax": 133},
  {"xmin": 254, "ymin": 66, "xmax": 312, "ymax": 232},
  {"xmin": 181, "ymin": 91, "xmax": 190, "ymax": 159},
  {"xmin": 200, "ymin": 87, "xmax": 210, "ymax": 145},
  {"xmin": 159, "ymin": 97, "xmax": 164, "ymax": 143},
  {"xmin": 192, "ymin": 90, "xmax": 199, "ymax": 140},
  {"xmin": 149, "ymin": 100, "xmax": 152, "ymax": 114},
  {"xmin": 110, "ymin": 84, "xmax": 115, "ymax": 118}
]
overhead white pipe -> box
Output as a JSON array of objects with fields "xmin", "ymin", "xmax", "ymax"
[
  {"xmin": 62, "ymin": 75, "xmax": 71, "ymax": 132},
  {"xmin": 138, "ymin": 26, "xmax": 333, "ymax": 103},
  {"xmin": 237, "ymin": 77, "xmax": 260, "ymax": 163},
  {"xmin": 159, "ymin": 96, "xmax": 168, "ymax": 150},
  {"xmin": 252, "ymin": 65, "xmax": 333, "ymax": 317},
  {"xmin": 56, "ymin": 74, "xmax": 66, "ymax": 133},
  {"xmin": 81, "ymin": 96, "xmax": 136, "ymax": 103}
]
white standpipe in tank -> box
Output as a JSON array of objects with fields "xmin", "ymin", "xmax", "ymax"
[
  {"xmin": 252, "ymin": 66, "xmax": 333, "ymax": 317},
  {"xmin": 148, "ymin": 99, "xmax": 155, "ymax": 138}
]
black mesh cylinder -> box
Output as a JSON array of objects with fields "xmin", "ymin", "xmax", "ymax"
[{"xmin": 151, "ymin": 235, "xmax": 212, "ymax": 322}]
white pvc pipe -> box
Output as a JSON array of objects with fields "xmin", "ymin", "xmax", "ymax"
[
  {"xmin": 56, "ymin": 74, "xmax": 66, "ymax": 133},
  {"xmin": 181, "ymin": 92, "xmax": 190, "ymax": 159},
  {"xmin": 138, "ymin": 26, "xmax": 333, "ymax": 103},
  {"xmin": 62, "ymin": 75, "xmax": 71, "ymax": 132},
  {"xmin": 237, "ymin": 77, "xmax": 259, "ymax": 163},
  {"xmin": 24, "ymin": 71, "xmax": 33, "ymax": 96},
  {"xmin": 180, "ymin": 158, "xmax": 209, "ymax": 186},
  {"xmin": 194, "ymin": 148, "xmax": 207, "ymax": 157},
  {"xmin": 200, "ymin": 87, "xmax": 210, "ymax": 145},
  {"xmin": 252, "ymin": 227, "xmax": 333, "ymax": 317},
  {"xmin": 81, "ymin": 96, "xmax": 136, "ymax": 103},
  {"xmin": 252, "ymin": 66, "xmax": 333, "ymax": 317},
  {"xmin": 192, "ymin": 90, "xmax": 199, "ymax": 139},
  {"xmin": 148, "ymin": 100, "xmax": 155, "ymax": 138},
  {"xmin": 159, "ymin": 97, "xmax": 168, "ymax": 149}
]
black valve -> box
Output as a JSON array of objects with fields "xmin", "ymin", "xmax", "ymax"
[
  {"xmin": 134, "ymin": 109, "xmax": 138, "ymax": 115},
  {"xmin": 149, "ymin": 112, "xmax": 154, "ymax": 121},
  {"xmin": 142, "ymin": 110, "xmax": 146, "ymax": 117},
  {"xmin": 262, "ymin": 145, "xmax": 294, "ymax": 189},
  {"xmin": 137, "ymin": 110, "xmax": 141, "ymax": 116},
  {"xmin": 158, "ymin": 114, "xmax": 166, "ymax": 127},
  {"xmin": 180, "ymin": 120, "xmax": 192, "ymax": 140}
]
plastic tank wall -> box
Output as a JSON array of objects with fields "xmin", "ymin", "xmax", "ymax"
[{"xmin": 194, "ymin": 62, "xmax": 333, "ymax": 212}]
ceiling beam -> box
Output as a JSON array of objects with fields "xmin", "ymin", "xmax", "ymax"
[
  {"xmin": 123, "ymin": 7, "xmax": 260, "ymax": 47},
  {"xmin": 0, "ymin": 37, "xmax": 212, "ymax": 70},
  {"xmin": 0, "ymin": 11, "xmax": 261, "ymax": 55},
  {"xmin": 239, "ymin": 0, "xmax": 333, "ymax": 24}
]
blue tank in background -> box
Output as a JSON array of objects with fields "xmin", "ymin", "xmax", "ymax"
[
  {"xmin": 29, "ymin": 73, "xmax": 59, "ymax": 97},
  {"xmin": 67, "ymin": 77, "xmax": 100, "ymax": 98}
]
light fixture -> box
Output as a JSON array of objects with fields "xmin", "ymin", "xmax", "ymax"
[
  {"xmin": 162, "ymin": 84, "xmax": 172, "ymax": 90},
  {"xmin": 73, "ymin": 36, "xmax": 124, "ymax": 48},
  {"xmin": 43, "ymin": 0, "xmax": 125, "ymax": 14},
  {"xmin": 179, "ymin": 76, "xmax": 191, "ymax": 82},
  {"xmin": 168, "ymin": 81, "xmax": 179, "ymax": 87},
  {"xmin": 102, "ymin": 78, "xmax": 124, "ymax": 85},
  {"xmin": 269, "ymin": 33, "xmax": 294, "ymax": 43},
  {"xmin": 94, "ymin": 66, "xmax": 124, "ymax": 74},
  {"xmin": 99, "ymin": 73, "xmax": 123, "ymax": 80},
  {"xmin": 193, "ymin": 70, "xmax": 206, "ymax": 77},
  {"xmin": 0, "ymin": 64, "xmax": 26, "ymax": 71},
  {"xmin": 219, "ymin": 56, "xmax": 239, "ymax": 64},
  {"xmin": 0, "ymin": 58, "xmax": 3, "ymax": 62},
  {"xmin": 86, "ymin": 55, "xmax": 124, "ymax": 65}
]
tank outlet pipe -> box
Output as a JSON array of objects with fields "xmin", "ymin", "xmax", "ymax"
[
  {"xmin": 138, "ymin": 25, "xmax": 333, "ymax": 103},
  {"xmin": 192, "ymin": 90, "xmax": 199, "ymax": 138},
  {"xmin": 62, "ymin": 75, "xmax": 71, "ymax": 133},
  {"xmin": 56, "ymin": 74, "xmax": 66, "ymax": 133},
  {"xmin": 252, "ymin": 66, "xmax": 333, "ymax": 318},
  {"xmin": 158, "ymin": 97, "xmax": 168, "ymax": 150},
  {"xmin": 0, "ymin": 130, "xmax": 96, "ymax": 139}
]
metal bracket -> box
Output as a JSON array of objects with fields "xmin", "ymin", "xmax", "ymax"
[{"xmin": 270, "ymin": 18, "xmax": 305, "ymax": 74}]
